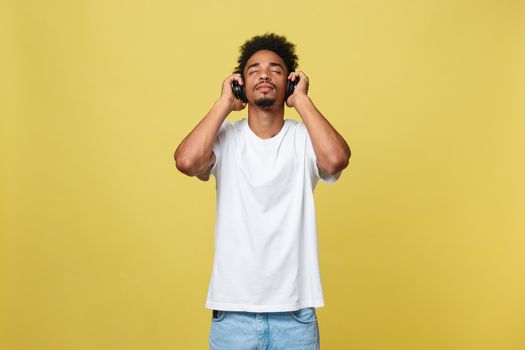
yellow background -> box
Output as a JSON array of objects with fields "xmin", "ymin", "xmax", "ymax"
[{"xmin": 1, "ymin": 0, "xmax": 524, "ymax": 349}]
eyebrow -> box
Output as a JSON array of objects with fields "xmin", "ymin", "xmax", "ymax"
[{"xmin": 246, "ymin": 62, "xmax": 285, "ymax": 70}]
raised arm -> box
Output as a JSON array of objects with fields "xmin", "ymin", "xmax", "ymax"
[
  {"xmin": 174, "ymin": 74, "xmax": 246, "ymax": 177},
  {"xmin": 286, "ymin": 71, "xmax": 351, "ymax": 177}
]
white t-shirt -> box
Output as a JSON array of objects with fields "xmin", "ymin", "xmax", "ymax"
[{"xmin": 203, "ymin": 117, "xmax": 341, "ymax": 312}]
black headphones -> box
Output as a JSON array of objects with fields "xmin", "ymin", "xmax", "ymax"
[{"xmin": 232, "ymin": 77, "xmax": 299, "ymax": 103}]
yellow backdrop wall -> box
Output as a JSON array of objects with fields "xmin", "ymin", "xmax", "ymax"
[{"xmin": 1, "ymin": 1, "xmax": 524, "ymax": 349}]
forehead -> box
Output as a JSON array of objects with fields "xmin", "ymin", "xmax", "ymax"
[{"xmin": 245, "ymin": 50, "xmax": 286, "ymax": 68}]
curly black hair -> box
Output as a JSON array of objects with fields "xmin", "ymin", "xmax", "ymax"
[{"xmin": 233, "ymin": 33, "xmax": 299, "ymax": 77}]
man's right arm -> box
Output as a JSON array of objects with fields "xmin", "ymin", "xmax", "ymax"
[
  {"xmin": 174, "ymin": 74, "xmax": 246, "ymax": 178},
  {"xmin": 195, "ymin": 151, "xmax": 216, "ymax": 181}
]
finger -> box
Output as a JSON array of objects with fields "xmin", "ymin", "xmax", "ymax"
[{"xmin": 232, "ymin": 73, "xmax": 243, "ymax": 85}]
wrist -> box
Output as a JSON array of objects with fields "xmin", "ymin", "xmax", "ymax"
[
  {"xmin": 293, "ymin": 94, "xmax": 311, "ymax": 108},
  {"xmin": 215, "ymin": 97, "xmax": 234, "ymax": 114}
]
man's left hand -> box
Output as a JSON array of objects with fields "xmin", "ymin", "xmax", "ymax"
[{"xmin": 286, "ymin": 71, "xmax": 309, "ymax": 108}]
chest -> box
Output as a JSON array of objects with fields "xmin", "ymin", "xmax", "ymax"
[{"xmin": 222, "ymin": 136, "xmax": 303, "ymax": 192}]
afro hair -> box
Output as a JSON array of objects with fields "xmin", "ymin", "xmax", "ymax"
[{"xmin": 233, "ymin": 33, "xmax": 299, "ymax": 77}]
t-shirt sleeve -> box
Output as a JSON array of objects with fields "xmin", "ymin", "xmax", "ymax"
[
  {"xmin": 210, "ymin": 119, "xmax": 230, "ymax": 178},
  {"xmin": 302, "ymin": 122, "xmax": 342, "ymax": 184}
]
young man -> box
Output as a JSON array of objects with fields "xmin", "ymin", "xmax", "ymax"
[{"xmin": 174, "ymin": 33, "xmax": 351, "ymax": 350}]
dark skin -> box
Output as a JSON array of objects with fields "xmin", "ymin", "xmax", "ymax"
[{"xmin": 174, "ymin": 49, "xmax": 350, "ymax": 180}]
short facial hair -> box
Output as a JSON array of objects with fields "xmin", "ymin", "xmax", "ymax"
[{"xmin": 254, "ymin": 97, "xmax": 276, "ymax": 108}]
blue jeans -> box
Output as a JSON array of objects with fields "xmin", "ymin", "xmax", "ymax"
[{"xmin": 209, "ymin": 307, "xmax": 320, "ymax": 350}]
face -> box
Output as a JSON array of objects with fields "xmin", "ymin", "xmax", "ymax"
[{"xmin": 242, "ymin": 50, "xmax": 288, "ymax": 108}]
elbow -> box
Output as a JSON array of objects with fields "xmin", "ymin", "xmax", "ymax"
[
  {"xmin": 319, "ymin": 158, "xmax": 348, "ymax": 177},
  {"xmin": 338, "ymin": 147, "xmax": 351, "ymax": 171},
  {"xmin": 340, "ymin": 155, "xmax": 350, "ymax": 171},
  {"xmin": 175, "ymin": 159, "xmax": 190, "ymax": 175},
  {"xmin": 324, "ymin": 157, "xmax": 349, "ymax": 177},
  {"xmin": 332, "ymin": 159, "xmax": 349, "ymax": 175},
  {"xmin": 175, "ymin": 156, "xmax": 209, "ymax": 177},
  {"xmin": 174, "ymin": 145, "xmax": 196, "ymax": 175},
  {"xmin": 332, "ymin": 151, "xmax": 351, "ymax": 173},
  {"xmin": 175, "ymin": 155, "xmax": 195, "ymax": 176}
]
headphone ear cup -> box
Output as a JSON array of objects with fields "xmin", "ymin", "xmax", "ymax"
[
  {"xmin": 285, "ymin": 79, "xmax": 297, "ymax": 101},
  {"xmin": 240, "ymin": 84, "xmax": 247, "ymax": 103},
  {"xmin": 232, "ymin": 81, "xmax": 248, "ymax": 103}
]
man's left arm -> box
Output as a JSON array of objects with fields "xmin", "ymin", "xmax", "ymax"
[{"xmin": 287, "ymin": 71, "xmax": 351, "ymax": 177}]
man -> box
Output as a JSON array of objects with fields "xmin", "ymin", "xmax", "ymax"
[{"xmin": 174, "ymin": 33, "xmax": 351, "ymax": 350}]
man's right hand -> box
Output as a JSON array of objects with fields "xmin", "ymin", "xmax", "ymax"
[{"xmin": 220, "ymin": 73, "xmax": 247, "ymax": 112}]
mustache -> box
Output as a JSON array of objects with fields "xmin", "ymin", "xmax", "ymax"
[{"xmin": 255, "ymin": 82, "xmax": 276, "ymax": 90}]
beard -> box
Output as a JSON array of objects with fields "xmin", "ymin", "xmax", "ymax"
[{"xmin": 254, "ymin": 97, "xmax": 276, "ymax": 108}]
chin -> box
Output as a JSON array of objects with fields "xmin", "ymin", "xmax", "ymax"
[{"xmin": 254, "ymin": 97, "xmax": 277, "ymax": 108}]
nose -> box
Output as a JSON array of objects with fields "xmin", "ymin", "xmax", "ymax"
[{"xmin": 258, "ymin": 70, "xmax": 270, "ymax": 81}]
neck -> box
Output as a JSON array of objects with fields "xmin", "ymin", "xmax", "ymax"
[{"xmin": 247, "ymin": 103, "xmax": 285, "ymax": 139}]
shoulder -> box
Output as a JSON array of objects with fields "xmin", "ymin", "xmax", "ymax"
[
  {"xmin": 286, "ymin": 119, "xmax": 309, "ymax": 139},
  {"xmin": 230, "ymin": 118, "xmax": 245, "ymax": 130},
  {"xmin": 215, "ymin": 119, "xmax": 239, "ymax": 140},
  {"xmin": 284, "ymin": 118, "xmax": 302, "ymax": 133},
  {"xmin": 286, "ymin": 118, "xmax": 301, "ymax": 127},
  {"xmin": 219, "ymin": 118, "xmax": 245, "ymax": 134}
]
